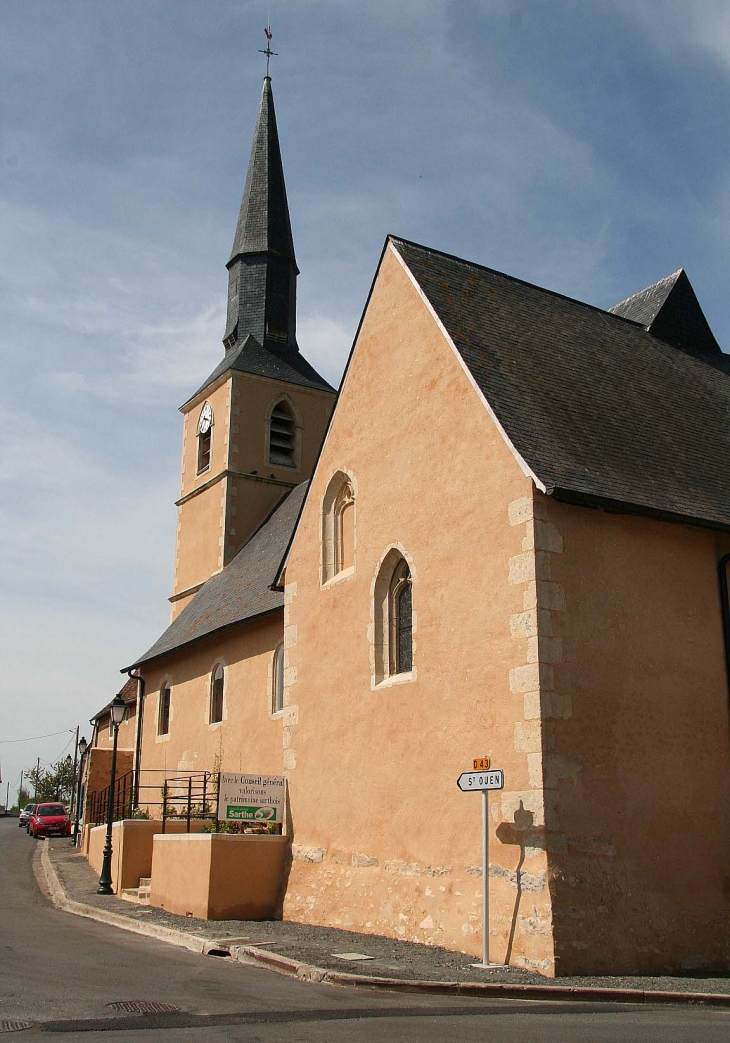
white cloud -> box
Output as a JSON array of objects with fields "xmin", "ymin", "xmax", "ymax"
[{"xmin": 616, "ymin": 0, "xmax": 730, "ymax": 68}]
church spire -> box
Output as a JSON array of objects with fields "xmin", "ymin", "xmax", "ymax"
[{"xmin": 223, "ymin": 75, "xmax": 299, "ymax": 353}]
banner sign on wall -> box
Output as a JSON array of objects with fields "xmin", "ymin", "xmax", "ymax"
[{"xmin": 217, "ymin": 773, "xmax": 286, "ymax": 823}]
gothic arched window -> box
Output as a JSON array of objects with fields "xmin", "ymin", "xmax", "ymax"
[
  {"xmin": 335, "ymin": 483, "xmax": 355, "ymax": 574},
  {"xmin": 210, "ymin": 664, "xmax": 224, "ymax": 724},
  {"xmin": 322, "ymin": 472, "xmax": 356, "ymax": 584},
  {"xmin": 373, "ymin": 550, "xmax": 414, "ymax": 685},
  {"xmin": 389, "ymin": 559, "xmax": 413, "ymax": 676}
]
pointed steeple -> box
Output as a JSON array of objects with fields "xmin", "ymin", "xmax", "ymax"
[{"xmin": 223, "ymin": 77, "xmax": 299, "ymax": 353}]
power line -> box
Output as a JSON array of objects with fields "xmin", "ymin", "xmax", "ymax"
[{"xmin": 0, "ymin": 729, "xmax": 75, "ymax": 744}]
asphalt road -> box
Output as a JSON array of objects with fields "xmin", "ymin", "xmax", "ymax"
[{"xmin": 1, "ymin": 817, "xmax": 729, "ymax": 1041}]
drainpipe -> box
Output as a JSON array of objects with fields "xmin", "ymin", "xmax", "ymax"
[{"xmin": 128, "ymin": 670, "xmax": 145, "ymax": 810}]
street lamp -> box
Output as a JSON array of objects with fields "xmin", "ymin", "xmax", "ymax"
[
  {"xmin": 71, "ymin": 736, "xmax": 88, "ymax": 846},
  {"xmin": 97, "ymin": 695, "xmax": 126, "ymax": 894}
]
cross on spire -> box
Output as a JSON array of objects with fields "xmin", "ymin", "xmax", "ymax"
[{"xmin": 259, "ymin": 23, "xmax": 277, "ymax": 77}]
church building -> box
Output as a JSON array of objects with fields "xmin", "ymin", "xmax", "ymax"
[{"xmin": 86, "ymin": 72, "xmax": 730, "ymax": 977}]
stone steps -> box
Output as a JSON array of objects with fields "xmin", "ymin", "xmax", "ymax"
[{"xmin": 119, "ymin": 877, "xmax": 151, "ymax": 905}]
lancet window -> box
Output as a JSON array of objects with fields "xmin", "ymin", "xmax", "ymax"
[
  {"xmin": 373, "ymin": 549, "xmax": 414, "ymax": 685},
  {"xmin": 210, "ymin": 664, "xmax": 224, "ymax": 724},
  {"xmin": 272, "ymin": 644, "xmax": 285, "ymax": 714},
  {"xmin": 158, "ymin": 684, "xmax": 171, "ymax": 736}
]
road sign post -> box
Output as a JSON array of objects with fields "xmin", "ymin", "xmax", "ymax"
[{"xmin": 457, "ymin": 765, "xmax": 504, "ymax": 968}]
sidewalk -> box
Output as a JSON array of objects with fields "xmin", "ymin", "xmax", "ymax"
[{"xmin": 40, "ymin": 838, "xmax": 730, "ymax": 1007}]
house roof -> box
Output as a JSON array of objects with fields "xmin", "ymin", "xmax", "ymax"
[
  {"xmin": 123, "ymin": 483, "xmax": 307, "ymax": 671},
  {"xmin": 90, "ymin": 676, "xmax": 138, "ymax": 724},
  {"xmin": 182, "ymin": 333, "xmax": 335, "ymax": 409},
  {"xmin": 391, "ymin": 237, "xmax": 730, "ymax": 530}
]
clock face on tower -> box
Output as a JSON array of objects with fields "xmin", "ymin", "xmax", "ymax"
[{"xmin": 198, "ymin": 402, "xmax": 213, "ymax": 435}]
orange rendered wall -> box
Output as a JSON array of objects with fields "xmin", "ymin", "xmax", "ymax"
[
  {"xmin": 150, "ymin": 833, "xmax": 287, "ymax": 919},
  {"xmin": 92, "ymin": 709, "xmax": 137, "ymax": 752},
  {"xmin": 82, "ymin": 748, "xmax": 134, "ymax": 823},
  {"xmin": 281, "ymin": 246, "xmax": 553, "ymax": 971},
  {"xmin": 137, "ymin": 614, "xmax": 285, "ymax": 785},
  {"xmin": 542, "ymin": 497, "xmax": 730, "ymax": 974},
  {"xmin": 86, "ymin": 818, "xmax": 209, "ymax": 892}
]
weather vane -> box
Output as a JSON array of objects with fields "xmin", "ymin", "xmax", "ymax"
[{"xmin": 259, "ymin": 22, "xmax": 277, "ymax": 77}]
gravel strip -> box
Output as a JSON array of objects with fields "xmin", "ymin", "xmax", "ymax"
[{"xmin": 46, "ymin": 839, "xmax": 730, "ymax": 994}]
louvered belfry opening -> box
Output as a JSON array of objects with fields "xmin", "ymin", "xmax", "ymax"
[{"xmin": 269, "ymin": 401, "xmax": 296, "ymax": 466}]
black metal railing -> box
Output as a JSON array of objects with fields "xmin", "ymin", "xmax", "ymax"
[{"xmin": 85, "ymin": 769, "xmax": 219, "ymax": 832}]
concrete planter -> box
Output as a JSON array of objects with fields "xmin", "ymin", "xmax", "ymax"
[
  {"xmin": 86, "ymin": 819, "xmax": 209, "ymax": 894},
  {"xmin": 150, "ymin": 832, "xmax": 288, "ymax": 920}
]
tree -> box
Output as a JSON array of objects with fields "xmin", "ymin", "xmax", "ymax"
[{"xmin": 25, "ymin": 758, "xmax": 75, "ymax": 805}]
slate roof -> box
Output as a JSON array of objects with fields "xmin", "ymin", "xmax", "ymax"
[
  {"xmin": 124, "ymin": 483, "xmax": 307, "ymax": 670},
  {"xmin": 609, "ymin": 268, "xmax": 722, "ymax": 362},
  {"xmin": 392, "ymin": 237, "xmax": 730, "ymax": 530},
  {"xmin": 182, "ymin": 334, "xmax": 335, "ymax": 409},
  {"xmin": 90, "ymin": 676, "xmax": 138, "ymax": 723},
  {"xmin": 229, "ymin": 76, "xmax": 296, "ymax": 265}
]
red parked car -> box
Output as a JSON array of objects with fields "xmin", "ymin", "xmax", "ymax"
[{"xmin": 28, "ymin": 803, "xmax": 71, "ymax": 838}]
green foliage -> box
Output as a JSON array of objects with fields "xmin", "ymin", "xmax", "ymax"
[
  {"xmin": 200, "ymin": 820, "xmax": 234, "ymax": 834},
  {"xmin": 198, "ymin": 820, "xmax": 282, "ymax": 835},
  {"xmin": 130, "ymin": 807, "xmax": 150, "ymax": 819},
  {"xmin": 25, "ymin": 758, "xmax": 76, "ymax": 804}
]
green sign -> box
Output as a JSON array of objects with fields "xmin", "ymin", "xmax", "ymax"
[{"xmin": 226, "ymin": 805, "xmax": 278, "ymax": 822}]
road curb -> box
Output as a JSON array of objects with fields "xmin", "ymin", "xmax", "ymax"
[
  {"xmin": 37, "ymin": 844, "xmax": 214, "ymax": 956},
  {"xmin": 38, "ymin": 846, "xmax": 730, "ymax": 1008}
]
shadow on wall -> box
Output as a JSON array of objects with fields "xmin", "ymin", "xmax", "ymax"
[
  {"xmin": 275, "ymin": 784, "xmax": 295, "ymax": 919},
  {"xmin": 496, "ymin": 799, "xmax": 543, "ymax": 965}
]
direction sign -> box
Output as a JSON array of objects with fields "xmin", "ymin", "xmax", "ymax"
[{"xmin": 457, "ymin": 769, "xmax": 504, "ymax": 792}]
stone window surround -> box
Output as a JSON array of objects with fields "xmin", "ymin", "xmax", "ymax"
[
  {"xmin": 321, "ymin": 468, "xmax": 358, "ymax": 587},
  {"xmin": 271, "ymin": 643, "xmax": 285, "ymax": 716},
  {"xmin": 156, "ymin": 678, "xmax": 173, "ymax": 742}
]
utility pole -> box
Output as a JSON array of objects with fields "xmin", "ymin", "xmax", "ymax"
[
  {"xmin": 70, "ymin": 726, "xmax": 80, "ymax": 816},
  {"xmin": 33, "ymin": 757, "xmax": 40, "ymax": 801}
]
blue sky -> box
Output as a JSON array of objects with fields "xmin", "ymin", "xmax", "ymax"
[{"xmin": 1, "ymin": 0, "xmax": 728, "ymax": 801}]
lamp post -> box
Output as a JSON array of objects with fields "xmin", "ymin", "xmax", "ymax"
[
  {"xmin": 97, "ymin": 695, "xmax": 125, "ymax": 894},
  {"xmin": 71, "ymin": 736, "xmax": 88, "ymax": 846}
]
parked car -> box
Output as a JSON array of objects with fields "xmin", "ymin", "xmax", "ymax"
[
  {"xmin": 28, "ymin": 803, "xmax": 71, "ymax": 838},
  {"xmin": 18, "ymin": 804, "xmax": 36, "ymax": 828}
]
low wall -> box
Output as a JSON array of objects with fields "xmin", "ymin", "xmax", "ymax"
[
  {"xmin": 86, "ymin": 819, "xmax": 208, "ymax": 893},
  {"xmin": 150, "ymin": 833, "xmax": 287, "ymax": 920}
]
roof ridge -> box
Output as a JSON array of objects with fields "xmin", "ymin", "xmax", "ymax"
[{"xmin": 388, "ymin": 235, "xmax": 633, "ymax": 324}]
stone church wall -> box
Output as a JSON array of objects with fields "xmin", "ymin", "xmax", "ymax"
[{"xmin": 279, "ymin": 245, "xmax": 557, "ymax": 972}]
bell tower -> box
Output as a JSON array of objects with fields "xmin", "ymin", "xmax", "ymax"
[{"xmin": 169, "ymin": 74, "xmax": 336, "ymax": 620}]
